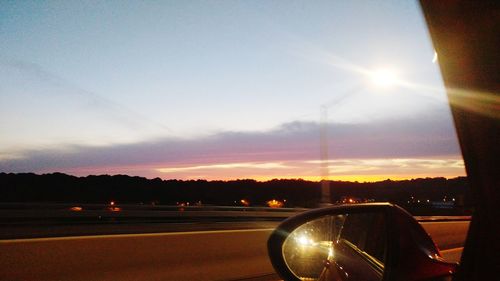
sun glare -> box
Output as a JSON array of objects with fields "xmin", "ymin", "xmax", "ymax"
[{"xmin": 370, "ymin": 68, "xmax": 399, "ymax": 87}]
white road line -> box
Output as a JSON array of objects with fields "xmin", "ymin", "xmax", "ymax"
[
  {"xmin": 441, "ymin": 247, "xmax": 464, "ymax": 254},
  {"xmin": 420, "ymin": 221, "xmax": 469, "ymax": 224},
  {"xmin": 0, "ymin": 228, "xmax": 275, "ymax": 243}
]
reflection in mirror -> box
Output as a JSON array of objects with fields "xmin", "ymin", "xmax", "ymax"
[{"xmin": 282, "ymin": 212, "xmax": 386, "ymax": 281}]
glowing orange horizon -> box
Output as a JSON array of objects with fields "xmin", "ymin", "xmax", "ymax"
[
  {"xmin": 243, "ymin": 174, "xmax": 465, "ymax": 183},
  {"xmin": 46, "ymin": 157, "xmax": 466, "ymax": 183}
]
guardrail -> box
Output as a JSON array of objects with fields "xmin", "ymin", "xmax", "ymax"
[
  {"xmin": 0, "ymin": 202, "xmax": 309, "ymax": 211},
  {"xmin": 0, "ymin": 203, "xmax": 471, "ymax": 224},
  {"xmin": 0, "ymin": 203, "xmax": 309, "ymax": 224},
  {"xmin": 0, "ymin": 203, "xmax": 471, "ymax": 242},
  {"xmin": 414, "ymin": 215, "xmax": 471, "ymax": 222}
]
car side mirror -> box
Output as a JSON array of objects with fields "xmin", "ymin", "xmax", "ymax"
[{"xmin": 268, "ymin": 203, "xmax": 456, "ymax": 281}]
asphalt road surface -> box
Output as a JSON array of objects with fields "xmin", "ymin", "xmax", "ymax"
[{"xmin": 0, "ymin": 220, "xmax": 469, "ymax": 281}]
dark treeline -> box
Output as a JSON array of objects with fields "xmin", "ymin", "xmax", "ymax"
[{"xmin": 0, "ymin": 173, "xmax": 470, "ymax": 210}]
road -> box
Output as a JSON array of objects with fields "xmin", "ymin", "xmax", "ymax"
[
  {"xmin": 0, "ymin": 220, "xmax": 469, "ymax": 281},
  {"xmin": 0, "ymin": 221, "xmax": 281, "ymax": 239}
]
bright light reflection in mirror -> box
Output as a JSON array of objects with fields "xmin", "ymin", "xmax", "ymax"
[
  {"xmin": 282, "ymin": 211, "xmax": 387, "ymax": 281},
  {"xmin": 283, "ymin": 214, "xmax": 345, "ymax": 280}
]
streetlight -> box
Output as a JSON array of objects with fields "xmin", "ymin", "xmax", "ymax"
[
  {"xmin": 319, "ymin": 67, "xmax": 399, "ymax": 206},
  {"xmin": 319, "ymin": 104, "xmax": 330, "ymax": 206}
]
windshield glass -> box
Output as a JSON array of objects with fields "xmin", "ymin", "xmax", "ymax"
[{"xmin": 0, "ymin": 1, "xmax": 469, "ymax": 234}]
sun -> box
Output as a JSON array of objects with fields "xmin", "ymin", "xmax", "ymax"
[{"xmin": 370, "ymin": 68, "xmax": 399, "ymax": 87}]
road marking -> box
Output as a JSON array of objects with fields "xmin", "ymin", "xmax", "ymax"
[
  {"xmin": 441, "ymin": 247, "xmax": 464, "ymax": 254},
  {"xmin": 420, "ymin": 221, "xmax": 469, "ymax": 225},
  {"xmin": 0, "ymin": 228, "xmax": 275, "ymax": 243}
]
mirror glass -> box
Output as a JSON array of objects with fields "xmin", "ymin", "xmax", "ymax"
[{"xmin": 282, "ymin": 211, "xmax": 387, "ymax": 281}]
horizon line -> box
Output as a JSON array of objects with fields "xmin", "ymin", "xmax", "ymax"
[{"xmin": 0, "ymin": 171, "xmax": 467, "ymax": 184}]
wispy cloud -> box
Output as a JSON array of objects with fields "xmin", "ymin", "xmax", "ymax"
[
  {"xmin": 323, "ymin": 158, "xmax": 464, "ymax": 175},
  {"xmin": 0, "ymin": 59, "xmax": 171, "ymax": 153},
  {"xmin": 156, "ymin": 162, "xmax": 291, "ymax": 173}
]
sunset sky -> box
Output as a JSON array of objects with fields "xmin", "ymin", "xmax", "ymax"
[{"xmin": 0, "ymin": 1, "xmax": 465, "ymax": 181}]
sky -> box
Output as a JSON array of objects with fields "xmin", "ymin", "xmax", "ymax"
[{"xmin": 0, "ymin": 0, "xmax": 466, "ymax": 181}]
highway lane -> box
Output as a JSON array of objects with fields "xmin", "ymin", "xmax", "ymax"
[
  {"xmin": 0, "ymin": 220, "xmax": 468, "ymax": 281},
  {"xmin": 440, "ymin": 247, "xmax": 464, "ymax": 264},
  {"xmin": 420, "ymin": 220, "xmax": 470, "ymax": 250},
  {"xmin": 0, "ymin": 203, "xmax": 471, "ymax": 242},
  {"xmin": 1, "ymin": 228, "xmax": 277, "ymax": 281},
  {"xmin": 0, "ymin": 220, "xmax": 281, "ymax": 239},
  {"xmin": 1, "ymin": 220, "xmax": 469, "ymax": 249}
]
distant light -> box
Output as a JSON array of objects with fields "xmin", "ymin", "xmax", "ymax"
[
  {"xmin": 110, "ymin": 201, "xmax": 115, "ymax": 206},
  {"xmin": 426, "ymin": 199, "xmax": 430, "ymax": 203},
  {"xmin": 70, "ymin": 206, "xmax": 83, "ymax": 212},
  {"xmin": 452, "ymin": 198, "xmax": 456, "ymax": 202},
  {"xmin": 298, "ymin": 236, "xmax": 309, "ymax": 245},
  {"xmin": 297, "ymin": 235, "xmax": 314, "ymax": 246},
  {"xmin": 267, "ymin": 199, "xmax": 284, "ymax": 208}
]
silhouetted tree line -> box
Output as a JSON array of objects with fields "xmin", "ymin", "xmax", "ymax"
[{"xmin": 0, "ymin": 173, "xmax": 470, "ymax": 211}]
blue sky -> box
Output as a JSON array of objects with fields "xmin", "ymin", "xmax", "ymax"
[{"xmin": 0, "ymin": 1, "xmax": 465, "ymax": 180}]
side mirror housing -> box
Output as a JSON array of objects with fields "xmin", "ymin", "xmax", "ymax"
[{"xmin": 267, "ymin": 203, "xmax": 456, "ymax": 281}]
